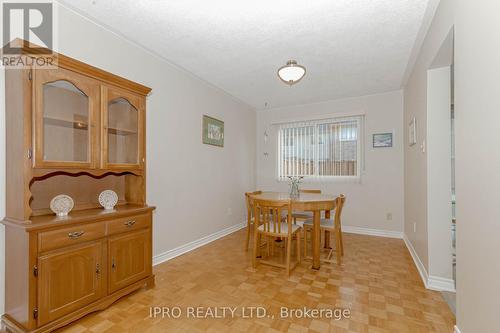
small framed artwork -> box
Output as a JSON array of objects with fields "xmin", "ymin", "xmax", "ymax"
[
  {"xmin": 202, "ymin": 115, "xmax": 224, "ymax": 147},
  {"xmin": 408, "ymin": 117, "xmax": 417, "ymax": 146},
  {"xmin": 373, "ymin": 133, "xmax": 393, "ymax": 148}
]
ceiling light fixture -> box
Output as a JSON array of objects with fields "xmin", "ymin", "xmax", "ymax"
[{"xmin": 277, "ymin": 60, "xmax": 306, "ymax": 86}]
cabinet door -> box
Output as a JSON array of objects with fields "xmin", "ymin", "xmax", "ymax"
[
  {"xmin": 108, "ymin": 229, "xmax": 151, "ymax": 293},
  {"xmin": 101, "ymin": 86, "xmax": 145, "ymax": 170},
  {"xmin": 37, "ymin": 241, "xmax": 104, "ymax": 326},
  {"xmin": 33, "ymin": 68, "xmax": 100, "ymax": 169}
]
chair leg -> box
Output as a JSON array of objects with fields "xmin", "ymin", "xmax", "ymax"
[
  {"xmin": 326, "ymin": 230, "xmax": 334, "ymax": 260},
  {"xmin": 323, "ymin": 230, "xmax": 331, "ymax": 249},
  {"xmin": 266, "ymin": 236, "xmax": 270, "ymax": 257},
  {"xmin": 252, "ymin": 231, "xmax": 259, "ymax": 268},
  {"xmin": 303, "ymin": 227, "xmax": 308, "ymax": 258},
  {"xmin": 283, "ymin": 239, "xmax": 287, "ymax": 261},
  {"xmin": 286, "ymin": 236, "xmax": 292, "ymax": 276},
  {"xmin": 245, "ymin": 218, "xmax": 251, "ymax": 251},
  {"xmin": 335, "ymin": 230, "xmax": 342, "ymax": 265},
  {"xmin": 297, "ymin": 230, "xmax": 301, "ymax": 264},
  {"xmin": 339, "ymin": 230, "xmax": 344, "ymax": 256}
]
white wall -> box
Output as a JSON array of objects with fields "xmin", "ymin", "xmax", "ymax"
[
  {"xmin": 403, "ymin": 0, "xmax": 454, "ymax": 274},
  {"xmin": 57, "ymin": 4, "xmax": 257, "ymax": 259},
  {"xmin": 256, "ymin": 91, "xmax": 404, "ymax": 233},
  {"xmin": 455, "ymin": 0, "xmax": 500, "ymax": 331},
  {"xmin": 0, "ymin": 3, "xmax": 256, "ymax": 312},
  {"xmin": 0, "ymin": 65, "xmax": 5, "ymax": 315},
  {"xmin": 426, "ymin": 66, "xmax": 453, "ymax": 280}
]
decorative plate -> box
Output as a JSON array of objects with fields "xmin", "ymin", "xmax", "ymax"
[
  {"xmin": 99, "ymin": 190, "xmax": 118, "ymax": 210},
  {"xmin": 50, "ymin": 194, "xmax": 74, "ymax": 217}
]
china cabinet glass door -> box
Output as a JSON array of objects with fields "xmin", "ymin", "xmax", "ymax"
[
  {"xmin": 102, "ymin": 86, "xmax": 144, "ymax": 169},
  {"xmin": 34, "ymin": 68, "xmax": 99, "ymax": 168}
]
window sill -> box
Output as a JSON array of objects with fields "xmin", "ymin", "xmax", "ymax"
[{"xmin": 276, "ymin": 176, "xmax": 362, "ymax": 184}]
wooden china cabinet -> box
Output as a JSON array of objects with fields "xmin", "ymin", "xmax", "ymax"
[{"xmin": 2, "ymin": 41, "xmax": 154, "ymax": 333}]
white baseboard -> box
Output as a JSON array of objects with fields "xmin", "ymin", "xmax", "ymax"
[
  {"xmin": 153, "ymin": 222, "xmax": 246, "ymax": 266},
  {"xmin": 152, "ymin": 224, "xmax": 457, "ymax": 292},
  {"xmin": 403, "ymin": 233, "xmax": 430, "ymax": 288},
  {"xmin": 454, "ymin": 325, "xmax": 461, "ymax": 333},
  {"xmin": 342, "ymin": 226, "xmax": 403, "ymax": 239},
  {"xmin": 403, "ymin": 234, "xmax": 456, "ymax": 292},
  {"xmin": 428, "ymin": 275, "xmax": 455, "ymax": 292},
  {"xmin": 152, "ymin": 224, "xmax": 402, "ymax": 266}
]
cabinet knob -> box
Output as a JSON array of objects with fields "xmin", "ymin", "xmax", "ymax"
[
  {"xmin": 111, "ymin": 258, "xmax": 116, "ymax": 269},
  {"xmin": 68, "ymin": 231, "xmax": 85, "ymax": 239},
  {"xmin": 124, "ymin": 220, "xmax": 136, "ymax": 227},
  {"xmin": 96, "ymin": 263, "xmax": 100, "ymax": 275}
]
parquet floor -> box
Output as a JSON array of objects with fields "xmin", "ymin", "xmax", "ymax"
[{"xmin": 56, "ymin": 229, "xmax": 455, "ymax": 333}]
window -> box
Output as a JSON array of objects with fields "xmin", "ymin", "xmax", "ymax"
[{"xmin": 277, "ymin": 116, "xmax": 362, "ymax": 179}]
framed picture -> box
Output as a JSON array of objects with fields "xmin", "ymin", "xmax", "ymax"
[
  {"xmin": 202, "ymin": 115, "xmax": 224, "ymax": 147},
  {"xmin": 408, "ymin": 117, "xmax": 417, "ymax": 146},
  {"xmin": 373, "ymin": 133, "xmax": 393, "ymax": 148}
]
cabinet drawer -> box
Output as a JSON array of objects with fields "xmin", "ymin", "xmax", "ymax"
[
  {"xmin": 107, "ymin": 214, "xmax": 150, "ymax": 235},
  {"xmin": 38, "ymin": 223, "xmax": 106, "ymax": 253}
]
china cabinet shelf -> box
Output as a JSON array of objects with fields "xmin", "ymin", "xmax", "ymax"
[
  {"xmin": 108, "ymin": 127, "xmax": 137, "ymax": 136},
  {"xmin": 44, "ymin": 116, "xmax": 89, "ymax": 130}
]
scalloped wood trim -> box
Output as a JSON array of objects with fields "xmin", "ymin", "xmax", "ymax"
[{"xmin": 31, "ymin": 168, "xmax": 144, "ymax": 179}]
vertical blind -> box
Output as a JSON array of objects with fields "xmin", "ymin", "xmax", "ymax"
[{"xmin": 277, "ymin": 116, "xmax": 362, "ymax": 179}]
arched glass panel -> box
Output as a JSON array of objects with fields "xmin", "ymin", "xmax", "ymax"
[
  {"xmin": 43, "ymin": 80, "xmax": 89, "ymax": 162},
  {"xmin": 107, "ymin": 98, "xmax": 138, "ymax": 164}
]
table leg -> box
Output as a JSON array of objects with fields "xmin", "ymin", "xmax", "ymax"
[
  {"xmin": 324, "ymin": 210, "xmax": 331, "ymax": 249},
  {"xmin": 312, "ymin": 210, "xmax": 321, "ymax": 270}
]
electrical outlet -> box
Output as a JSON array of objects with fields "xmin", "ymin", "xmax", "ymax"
[
  {"xmin": 413, "ymin": 222, "xmax": 417, "ymax": 233},
  {"xmin": 386, "ymin": 213, "xmax": 392, "ymax": 221}
]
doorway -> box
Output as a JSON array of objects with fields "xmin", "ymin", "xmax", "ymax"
[{"xmin": 426, "ymin": 28, "xmax": 456, "ymax": 313}]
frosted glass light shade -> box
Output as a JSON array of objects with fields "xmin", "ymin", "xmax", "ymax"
[{"xmin": 277, "ymin": 60, "xmax": 306, "ymax": 86}]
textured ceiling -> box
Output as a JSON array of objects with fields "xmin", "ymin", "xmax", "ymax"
[{"xmin": 61, "ymin": 0, "xmax": 431, "ymax": 109}]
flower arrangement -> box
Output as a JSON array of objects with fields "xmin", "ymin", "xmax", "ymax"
[{"xmin": 288, "ymin": 176, "xmax": 304, "ymax": 198}]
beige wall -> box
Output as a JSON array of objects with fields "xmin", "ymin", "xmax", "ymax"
[
  {"xmin": 256, "ymin": 91, "xmax": 404, "ymax": 233},
  {"xmin": 0, "ymin": 3, "xmax": 256, "ymax": 312},
  {"xmin": 455, "ymin": 0, "xmax": 500, "ymax": 331},
  {"xmin": 403, "ymin": 0, "xmax": 454, "ymax": 274}
]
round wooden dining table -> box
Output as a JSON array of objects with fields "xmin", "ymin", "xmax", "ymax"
[{"xmin": 250, "ymin": 191, "xmax": 337, "ymax": 270}]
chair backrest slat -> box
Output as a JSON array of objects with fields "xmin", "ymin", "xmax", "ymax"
[{"xmin": 254, "ymin": 198, "xmax": 291, "ymax": 236}]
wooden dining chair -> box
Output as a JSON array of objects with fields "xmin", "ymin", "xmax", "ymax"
[
  {"xmin": 245, "ymin": 191, "xmax": 262, "ymax": 250},
  {"xmin": 292, "ymin": 189, "xmax": 321, "ymax": 224},
  {"xmin": 252, "ymin": 199, "xmax": 302, "ymax": 276},
  {"xmin": 303, "ymin": 194, "xmax": 346, "ymax": 265}
]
